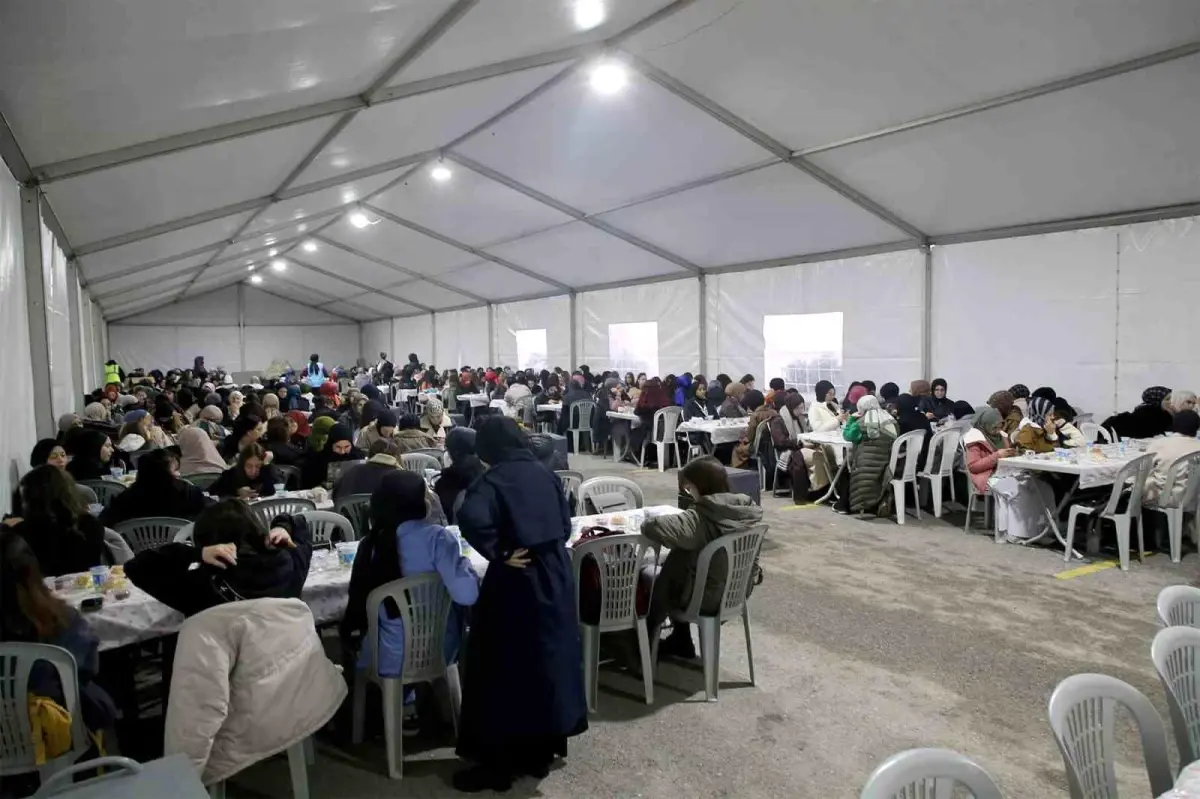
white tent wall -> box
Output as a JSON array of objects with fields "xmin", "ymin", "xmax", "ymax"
[
  {"xmin": 362, "ymin": 319, "xmax": 392, "ymax": 364},
  {"xmin": 41, "ymin": 221, "xmax": 77, "ymax": 420},
  {"xmin": 393, "ymin": 315, "xmax": 433, "ymax": 367},
  {"xmin": 577, "ymin": 279, "xmax": 700, "ymax": 378},
  {"xmin": 492, "ymin": 295, "xmax": 571, "ymax": 372},
  {"xmin": 706, "ymin": 250, "xmax": 925, "ymax": 396},
  {"xmin": 435, "ymin": 307, "xmax": 489, "ymax": 369},
  {"xmin": 0, "ymin": 160, "xmax": 38, "ymax": 509}
]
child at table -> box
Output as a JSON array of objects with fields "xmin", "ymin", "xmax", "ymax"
[{"xmin": 124, "ymin": 500, "xmax": 312, "ymax": 617}]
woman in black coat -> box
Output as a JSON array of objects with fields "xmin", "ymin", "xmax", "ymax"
[
  {"xmin": 453, "ymin": 417, "xmax": 587, "ymax": 792},
  {"xmin": 208, "ymin": 443, "xmax": 282, "ymax": 500},
  {"xmin": 10, "ymin": 466, "xmax": 108, "ymax": 577},
  {"xmin": 100, "ymin": 449, "xmax": 213, "ymax": 527},
  {"xmin": 434, "ymin": 428, "xmax": 485, "ymax": 525}
]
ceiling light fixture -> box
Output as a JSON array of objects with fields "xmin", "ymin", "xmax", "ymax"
[
  {"xmin": 430, "ymin": 164, "xmax": 452, "ymax": 183},
  {"xmin": 302, "ymin": 240, "xmax": 317, "ymax": 253},
  {"xmin": 297, "ymin": 223, "xmax": 308, "ymax": 232},
  {"xmin": 574, "ymin": 0, "xmax": 605, "ymax": 30},
  {"xmin": 271, "ymin": 259, "xmax": 287, "ymax": 272},
  {"xmin": 349, "ymin": 210, "xmax": 371, "ymax": 229},
  {"xmin": 268, "ymin": 248, "xmax": 279, "ymax": 257},
  {"xmin": 589, "ymin": 60, "xmax": 628, "ymax": 95},
  {"xmin": 249, "ymin": 275, "xmax": 263, "ymax": 284},
  {"xmin": 247, "ymin": 265, "xmax": 256, "ymax": 271}
]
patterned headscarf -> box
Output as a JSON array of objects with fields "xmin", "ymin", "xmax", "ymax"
[
  {"xmin": 1026, "ymin": 396, "xmax": 1053, "ymax": 427},
  {"xmin": 82, "ymin": 402, "xmax": 110, "ymax": 422},
  {"xmin": 858, "ymin": 395, "xmax": 897, "ymax": 439},
  {"xmin": 1142, "ymin": 386, "xmax": 1172, "ymax": 407},
  {"xmin": 1009, "ymin": 384, "xmax": 1030, "ymax": 399},
  {"xmin": 422, "ymin": 396, "xmax": 445, "ymax": 427},
  {"xmin": 973, "ymin": 406, "xmax": 1005, "ymax": 449}
]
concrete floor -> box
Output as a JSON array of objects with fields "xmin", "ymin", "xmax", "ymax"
[{"xmin": 230, "ymin": 453, "xmax": 1200, "ymax": 798}]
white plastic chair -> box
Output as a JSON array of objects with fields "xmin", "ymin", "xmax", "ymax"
[
  {"xmin": 0, "ymin": 644, "xmax": 90, "ymax": 786},
  {"xmin": 859, "ymin": 748, "xmax": 1004, "ymax": 799},
  {"xmin": 1047, "ymin": 673, "xmax": 1173, "ymax": 799},
  {"xmin": 182, "ymin": 472, "xmax": 222, "ymax": 491},
  {"xmin": 78, "ymin": 480, "xmax": 126, "ymax": 508},
  {"xmin": 296, "ymin": 510, "xmax": 356, "ymax": 548},
  {"xmin": 113, "ymin": 516, "xmax": 191, "ymax": 554},
  {"xmin": 1077, "ymin": 422, "xmax": 1113, "ymax": 444},
  {"xmin": 652, "ymin": 525, "xmax": 766, "ymax": 701},
  {"xmin": 1158, "ymin": 585, "xmax": 1200, "ymax": 628},
  {"xmin": 334, "ymin": 494, "xmax": 372, "ymax": 539},
  {"xmin": 351, "ymin": 574, "xmax": 461, "ymax": 780},
  {"xmin": 888, "ymin": 430, "xmax": 927, "ymax": 525},
  {"xmin": 33, "ymin": 756, "xmax": 147, "ymax": 797},
  {"xmin": 1145, "ymin": 451, "xmax": 1200, "ymax": 563},
  {"xmin": 568, "ymin": 400, "xmax": 597, "ymax": 455},
  {"xmin": 250, "ymin": 497, "xmax": 317, "ymax": 531},
  {"xmin": 640, "ymin": 407, "xmax": 682, "ymax": 472},
  {"xmin": 400, "ymin": 452, "xmax": 441, "ymax": 474},
  {"xmin": 1152, "ymin": 625, "xmax": 1200, "ymax": 765},
  {"xmin": 274, "ymin": 464, "xmax": 301, "ymax": 489},
  {"xmin": 556, "ymin": 470, "xmax": 584, "ymax": 516},
  {"xmin": 572, "ymin": 534, "xmax": 660, "ymax": 711},
  {"xmin": 172, "ymin": 522, "xmax": 194, "ymax": 544},
  {"xmin": 958, "ymin": 438, "xmax": 995, "ymax": 536},
  {"xmin": 917, "ymin": 428, "xmax": 961, "ymax": 518},
  {"xmin": 578, "ymin": 477, "xmax": 645, "ymax": 514},
  {"xmin": 751, "ymin": 423, "xmax": 788, "ymax": 498},
  {"xmin": 1062, "ymin": 453, "xmax": 1155, "ymax": 570}
]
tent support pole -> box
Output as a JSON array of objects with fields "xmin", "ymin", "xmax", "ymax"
[
  {"xmin": 569, "ymin": 291, "xmax": 578, "ymax": 370},
  {"xmin": 697, "ymin": 273, "xmax": 707, "ymax": 376},
  {"xmin": 65, "ymin": 270, "xmax": 85, "ymax": 409},
  {"xmin": 238, "ymin": 282, "xmax": 247, "ymax": 372},
  {"xmin": 22, "ymin": 187, "xmax": 55, "ymax": 438},
  {"xmin": 487, "ymin": 303, "xmax": 495, "ymax": 366},
  {"xmin": 921, "ymin": 245, "xmax": 932, "ymax": 381},
  {"xmin": 430, "ymin": 313, "xmax": 438, "ymax": 367}
]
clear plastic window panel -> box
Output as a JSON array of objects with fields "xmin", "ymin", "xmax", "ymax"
[
  {"xmin": 514, "ymin": 328, "xmax": 548, "ymax": 371},
  {"xmin": 608, "ymin": 322, "xmax": 659, "ymax": 378},
  {"xmin": 763, "ymin": 313, "xmax": 844, "ymax": 399}
]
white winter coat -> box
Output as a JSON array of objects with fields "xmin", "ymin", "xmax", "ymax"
[{"xmin": 164, "ymin": 598, "xmax": 347, "ymax": 785}]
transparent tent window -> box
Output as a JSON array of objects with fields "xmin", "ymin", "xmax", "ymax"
[
  {"xmin": 514, "ymin": 328, "xmax": 548, "ymax": 371},
  {"xmin": 608, "ymin": 322, "xmax": 659, "ymax": 379},
  {"xmin": 764, "ymin": 313, "xmax": 844, "ymax": 398}
]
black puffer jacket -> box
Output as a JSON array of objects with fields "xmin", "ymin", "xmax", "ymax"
[{"xmin": 849, "ymin": 434, "xmax": 895, "ymax": 515}]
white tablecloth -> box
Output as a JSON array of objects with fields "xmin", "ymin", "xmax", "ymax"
[
  {"xmin": 54, "ymin": 547, "xmax": 356, "ymax": 652},
  {"xmin": 271, "ymin": 489, "xmax": 334, "ymax": 510},
  {"xmin": 457, "ymin": 393, "xmax": 490, "ymax": 408},
  {"xmin": 996, "ymin": 443, "xmax": 1144, "ymax": 489},
  {"xmin": 394, "ymin": 388, "xmax": 418, "ymax": 402},
  {"xmin": 677, "ymin": 418, "xmax": 748, "ymax": 445},
  {"xmin": 1160, "ymin": 759, "xmax": 1200, "ymax": 797},
  {"xmin": 538, "ymin": 404, "xmax": 563, "ymax": 414},
  {"xmin": 607, "ymin": 410, "xmax": 641, "ymax": 427},
  {"xmin": 798, "ymin": 430, "xmax": 853, "ymax": 448},
  {"xmin": 489, "ymin": 398, "xmax": 507, "ymax": 409}
]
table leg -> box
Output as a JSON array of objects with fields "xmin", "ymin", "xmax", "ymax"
[
  {"xmin": 814, "ymin": 455, "xmax": 847, "ymax": 505},
  {"xmin": 1019, "ymin": 476, "xmax": 1083, "ymax": 560}
]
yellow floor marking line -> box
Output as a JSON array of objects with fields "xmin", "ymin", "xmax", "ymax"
[
  {"xmin": 1055, "ymin": 552, "xmax": 1156, "ymax": 580},
  {"xmin": 779, "ymin": 504, "xmax": 822, "ymax": 511}
]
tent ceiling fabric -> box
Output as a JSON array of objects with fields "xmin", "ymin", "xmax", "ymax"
[{"xmin": 2, "ymin": 0, "xmax": 1197, "ymax": 315}]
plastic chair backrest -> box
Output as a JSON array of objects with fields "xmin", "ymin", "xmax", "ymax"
[
  {"xmin": 79, "ymin": 480, "xmax": 126, "ymax": 508},
  {"xmin": 297, "ymin": 510, "xmax": 356, "ymax": 547},
  {"xmin": 922, "ymin": 428, "xmax": 961, "ymax": 476},
  {"xmin": 556, "ymin": 470, "xmax": 583, "ymax": 513},
  {"xmin": 33, "ymin": 756, "xmax": 144, "ymax": 796},
  {"xmin": 181, "ymin": 472, "xmax": 221, "ymax": 491},
  {"xmin": 1151, "ymin": 626, "xmax": 1200, "ymax": 763},
  {"xmin": 365, "ymin": 574, "xmax": 452, "ymax": 684},
  {"xmin": 400, "ymin": 453, "xmax": 442, "ymax": 474},
  {"xmin": 1047, "ymin": 673, "xmax": 1173, "ymax": 799},
  {"xmin": 570, "ymin": 401, "xmax": 596, "ymax": 431},
  {"xmin": 1160, "ymin": 451, "xmax": 1200, "ymax": 510},
  {"xmin": 172, "ymin": 523, "xmax": 194, "ymax": 544},
  {"xmin": 250, "ymin": 497, "xmax": 316, "ymax": 530},
  {"xmin": 651, "ymin": 407, "xmax": 682, "ymax": 443},
  {"xmin": 113, "ymin": 517, "xmax": 191, "ymax": 554},
  {"xmin": 571, "ymin": 534, "xmax": 660, "ymax": 630},
  {"xmin": 859, "ymin": 748, "xmax": 1004, "ymax": 799},
  {"xmin": 578, "ymin": 477, "xmax": 645, "ymax": 513},
  {"xmin": 334, "ymin": 494, "xmax": 372, "ymax": 538},
  {"xmin": 684, "ymin": 525, "xmax": 767, "ymax": 621},
  {"xmin": 0, "ymin": 643, "xmax": 89, "ymax": 778},
  {"xmin": 273, "ymin": 464, "xmax": 301, "ymax": 489},
  {"xmin": 74, "ymin": 484, "xmax": 97, "ymax": 506},
  {"xmin": 1078, "ymin": 422, "xmax": 1112, "ymax": 444},
  {"xmin": 1158, "ymin": 585, "xmax": 1200, "ymax": 628},
  {"xmin": 1100, "ymin": 453, "xmax": 1154, "ymax": 516},
  {"xmin": 888, "ymin": 430, "xmax": 926, "ymax": 479}
]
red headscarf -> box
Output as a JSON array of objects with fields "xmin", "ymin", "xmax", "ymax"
[{"xmin": 287, "ymin": 410, "xmax": 311, "ymax": 437}]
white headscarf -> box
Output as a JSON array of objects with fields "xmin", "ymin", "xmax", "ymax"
[{"xmin": 858, "ymin": 395, "xmax": 898, "ymax": 439}]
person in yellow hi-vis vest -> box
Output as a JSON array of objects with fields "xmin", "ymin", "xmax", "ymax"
[{"xmin": 103, "ymin": 359, "xmax": 124, "ymax": 387}]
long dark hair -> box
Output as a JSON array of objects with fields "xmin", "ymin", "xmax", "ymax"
[
  {"xmin": 193, "ymin": 499, "xmax": 270, "ymax": 555},
  {"xmin": 0, "ymin": 530, "xmax": 71, "ymax": 640},
  {"xmin": 133, "ymin": 449, "xmax": 179, "ymax": 493},
  {"xmin": 366, "ymin": 471, "xmax": 429, "ymax": 591},
  {"xmin": 19, "ymin": 465, "xmax": 87, "ymax": 531}
]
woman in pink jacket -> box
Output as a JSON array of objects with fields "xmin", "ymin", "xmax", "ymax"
[{"xmin": 963, "ymin": 406, "xmax": 1018, "ymax": 494}]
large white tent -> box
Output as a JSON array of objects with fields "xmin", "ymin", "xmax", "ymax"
[{"xmin": 2, "ymin": 0, "xmax": 1198, "ymax": 492}]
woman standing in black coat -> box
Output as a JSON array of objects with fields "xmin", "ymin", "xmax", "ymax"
[{"xmin": 453, "ymin": 417, "xmax": 587, "ymax": 792}]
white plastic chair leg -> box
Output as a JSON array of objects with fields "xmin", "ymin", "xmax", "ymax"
[
  {"xmin": 698, "ymin": 616, "xmax": 721, "ymax": 702},
  {"xmin": 1167, "ymin": 508, "xmax": 1183, "ymax": 563},
  {"xmin": 580, "ymin": 624, "xmax": 600, "ymax": 712},
  {"xmin": 381, "ymin": 679, "xmax": 404, "ymax": 779},
  {"xmin": 949, "ymin": 473, "xmax": 956, "ymax": 504},
  {"xmin": 912, "ymin": 483, "xmax": 922, "ymax": 520},
  {"xmin": 286, "ymin": 741, "xmax": 310, "ymax": 799},
  {"xmin": 893, "ymin": 481, "xmax": 906, "ymax": 525},
  {"xmin": 351, "ymin": 672, "xmax": 367, "ymax": 745},
  {"xmin": 931, "ymin": 479, "xmax": 944, "ymax": 518},
  {"xmin": 1064, "ymin": 506, "xmax": 1088, "ymax": 563},
  {"xmin": 209, "ymin": 783, "xmax": 226, "ymax": 799},
  {"xmin": 635, "ymin": 619, "xmax": 654, "ymax": 705},
  {"xmin": 657, "ymin": 442, "xmax": 666, "ymax": 472},
  {"xmin": 742, "ymin": 606, "xmax": 755, "ymax": 687},
  {"xmin": 964, "ymin": 491, "xmax": 974, "ymax": 533},
  {"xmin": 302, "ymin": 736, "xmax": 315, "ymax": 766},
  {"xmin": 1113, "ymin": 516, "xmax": 1131, "ymax": 571},
  {"xmin": 446, "ymin": 663, "xmax": 462, "ymax": 734}
]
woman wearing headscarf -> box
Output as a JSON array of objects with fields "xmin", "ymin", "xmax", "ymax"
[
  {"xmin": 963, "ymin": 406, "xmax": 1017, "ymax": 496},
  {"xmin": 840, "ymin": 382, "xmax": 863, "ymax": 413},
  {"xmin": 261, "ymin": 392, "xmax": 281, "ymax": 420},
  {"xmin": 435, "ymin": 429, "xmax": 486, "ymax": 525},
  {"xmin": 1102, "ymin": 386, "xmax": 1175, "ymax": 440},
  {"xmin": 988, "ymin": 390, "xmax": 1023, "ymax": 437},
  {"xmin": 672, "ymin": 373, "xmax": 693, "ymax": 407},
  {"xmin": 393, "ymin": 413, "xmax": 440, "ymax": 453},
  {"xmin": 1009, "ymin": 384, "xmax": 1031, "ymax": 416},
  {"xmin": 308, "ymin": 416, "xmax": 336, "ymax": 454},
  {"xmin": 287, "ymin": 410, "xmax": 312, "ymax": 449},
  {"xmin": 419, "ymin": 396, "xmax": 452, "ymax": 443},
  {"xmin": 101, "ymin": 449, "xmax": 213, "ymax": 527},
  {"xmin": 220, "ymin": 413, "xmax": 265, "ymax": 461},
  {"xmin": 224, "ymin": 390, "xmax": 244, "ymax": 425},
  {"xmin": 774, "ymin": 392, "xmax": 816, "ymax": 501},
  {"xmin": 195, "ymin": 405, "xmax": 227, "ymax": 442},
  {"xmin": 57, "ymin": 413, "xmax": 82, "ymax": 440},
  {"xmin": 80, "ymin": 402, "xmax": 110, "ymax": 426},
  {"xmin": 807, "ymin": 380, "xmax": 843, "ymax": 432},
  {"xmin": 356, "ymin": 407, "xmax": 397, "ymax": 454},
  {"xmin": 160, "ymin": 422, "xmax": 208, "ymax": 479},
  {"xmin": 893, "ymin": 393, "xmax": 933, "ymax": 478},
  {"xmin": 733, "ymin": 389, "xmax": 774, "ymax": 469},
  {"xmin": 683, "ymin": 378, "xmax": 710, "ymax": 422},
  {"xmin": 264, "ymin": 417, "xmax": 305, "ymax": 468},
  {"xmin": 454, "ymin": 417, "xmax": 587, "ymax": 791},
  {"xmin": 302, "ymin": 422, "xmax": 362, "ymax": 489},
  {"xmin": 704, "ymin": 380, "xmax": 725, "ymax": 418},
  {"xmin": 629, "ymin": 377, "xmax": 671, "ymax": 462},
  {"xmin": 1015, "ymin": 396, "xmax": 1062, "ymax": 453},
  {"xmin": 720, "ymin": 381, "xmax": 748, "ymax": 419},
  {"xmin": 1166, "ymin": 390, "xmax": 1198, "ymax": 415},
  {"xmin": 282, "ymin": 384, "xmax": 306, "ymax": 412},
  {"xmin": 839, "ymin": 395, "xmax": 900, "ymax": 515},
  {"xmin": 918, "ymin": 378, "xmax": 955, "ymax": 420},
  {"xmin": 340, "ymin": 471, "xmax": 478, "ymax": 697},
  {"xmin": 65, "ymin": 428, "xmax": 127, "ymax": 484},
  {"xmin": 1052, "ymin": 397, "xmax": 1087, "ymax": 448}
]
